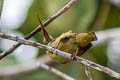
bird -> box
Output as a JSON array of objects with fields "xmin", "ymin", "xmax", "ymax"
[
  {"xmin": 37, "ymin": 16, "xmax": 97, "ymax": 64},
  {"xmin": 38, "ymin": 16, "xmax": 97, "ymax": 80}
]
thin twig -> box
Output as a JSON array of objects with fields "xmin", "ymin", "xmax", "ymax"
[
  {"xmin": 0, "ymin": 55, "xmax": 51, "ymax": 77},
  {"xmin": 40, "ymin": 64, "xmax": 75, "ymax": 80},
  {"xmin": 0, "ymin": 55, "xmax": 75, "ymax": 80},
  {"xmin": 0, "ymin": 0, "xmax": 77, "ymax": 60},
  {"xmin": 0, "ymin": 32, "xmax": 120, "ymax": 79}
]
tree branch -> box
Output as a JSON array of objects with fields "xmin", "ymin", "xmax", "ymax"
[
  {"xmin": 0, "ymin": 55, "xmax": 51, "ymax": 77},
  {"xmin": 0, "ymin": 0, "xmax": 77, "ymax": 60},
  {"xmin": 0, "ymin": 32, "xmax": 120, "ymax": 79},
  {"xmin": 40, "ymin": 63, "xmax": 75, "ymax": 80},
  {"xmin": 0, "ymin": 55, "xmax": 75, "ymax": 80}
]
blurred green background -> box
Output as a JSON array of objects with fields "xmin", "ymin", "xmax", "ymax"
[{"xmin": 0, "ymin": 0, "xmax": 120, "ymax": 80}]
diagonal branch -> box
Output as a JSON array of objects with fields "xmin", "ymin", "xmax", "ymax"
[
  {"xmin": 0, "ymin": 0, "xmax": 77, "ymax": 60},
  {"xmin": 39, "ymin": 63, "xmax": 75, "ymax": 80},
  {"xmin": 0, "ymin": 55, "xmax": 75, "ymax": 80},
  {"xmin": 0, "ymin": 32, "xmax": 120, "ymax": 79},
  {"xmin": 0, "ymin": 55, "xmax": 51, "ymax": 77}
]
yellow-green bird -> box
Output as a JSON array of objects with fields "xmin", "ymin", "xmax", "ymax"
[{"xmin": 38, "ymin": 17, "xmax": 97, "ymax": 64}]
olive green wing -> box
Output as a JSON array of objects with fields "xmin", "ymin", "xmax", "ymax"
[{"xmin": 78, "ymin": 43, "xmax": 92, "ymax": 56}]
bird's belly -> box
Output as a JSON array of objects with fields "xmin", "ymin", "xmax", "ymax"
[
  {"xmin": 48, "ymin": 53, "xmax": 69, "ymax": 63},
  {"xmin": 47, "ymin": 44, "xmax": 76, "ymax": 63}
]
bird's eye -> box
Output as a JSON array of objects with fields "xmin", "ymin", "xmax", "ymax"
[{"xmin": 63, "ymin": 37, "xmax": 70, "ymax": 41}]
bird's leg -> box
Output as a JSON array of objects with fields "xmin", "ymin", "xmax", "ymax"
[
  {"xmin": 62, "ymin": 47, "xmax": 79, "ymax": 64},
  {"xmin": 70, "ymin": 47, "xmax": 79, "ymax": 61},
  {"xmin": 82, "ymin": 64, "xmax": 93, "ymax": 80},
  {"xmin": 80, "ymin": 43, "xmax": 93, "ymax": 80},
  {"xmin": 52, "ymin": 39, "xmax": 62, "ymax": 49},
  {"xmin": 62, "ymin": 43, "xmax": 92, "ymax": 64},
  {"xmin": 70, "ymin": 43, "xmax": 92, "ymax": 61},
  {"xmin": 48, "ymin": 39, "xmax": 62, "ymax": 54}
]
